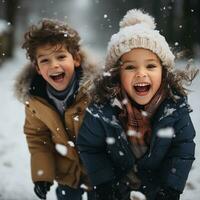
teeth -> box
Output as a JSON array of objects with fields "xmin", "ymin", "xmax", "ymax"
[
  {"xmin": 50, "ymin": 72, "xmax": 63, "ymax": 76},
  {"xmin": 134, "ymin": 83, "xmax": 150, "ymax": 87}
]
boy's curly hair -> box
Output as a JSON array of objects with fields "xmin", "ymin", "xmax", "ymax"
[{"xmin": 22, "ymin": 18, "xmax": 81, "ymax": 64}]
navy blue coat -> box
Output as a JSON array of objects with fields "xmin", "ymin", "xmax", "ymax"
[{"xmin": 77, "ymin": 96, "xmax": 195, "ymax": 199}]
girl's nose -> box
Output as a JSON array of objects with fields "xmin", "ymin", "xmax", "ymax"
[{"xmin": 135, "ymin": 70, "xmax": 147, "ymax": 78}]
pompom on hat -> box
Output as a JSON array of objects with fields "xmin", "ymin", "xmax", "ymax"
[{"xmin": 105, "ymin": 9, "xmax": 175, "ymax": 71}]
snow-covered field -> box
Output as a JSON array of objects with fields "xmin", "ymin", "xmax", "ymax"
[{"xmin": 0, "ymin": 50, "xmax": 199, "ymax": 200}]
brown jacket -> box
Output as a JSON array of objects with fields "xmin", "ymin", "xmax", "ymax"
[{"xmin": 14, "ymin": 49, "xmax": 101, "ymax": 188}]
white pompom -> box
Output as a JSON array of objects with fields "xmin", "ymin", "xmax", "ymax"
[{"xmin": 119, "ymin": 9, "xmax": 156, "ymax": 30}]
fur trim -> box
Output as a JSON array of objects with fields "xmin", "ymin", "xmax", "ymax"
[{"xmin": 14, "ymin": 47, "xmax": 103, "ymax": 103}]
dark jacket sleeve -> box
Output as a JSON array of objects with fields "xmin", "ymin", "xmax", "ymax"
[
  {"xmin": 77, "ymin": 108, "xmax": 116, "ymax": 186},
  {"xmin": 160, "ymin": 108, "xmax": 195, "ymax": 192}
]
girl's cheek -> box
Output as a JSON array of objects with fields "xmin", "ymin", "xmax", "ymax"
[{"xmin": 120, "ymin": 72, "xmax": 127, "ymax": 84}]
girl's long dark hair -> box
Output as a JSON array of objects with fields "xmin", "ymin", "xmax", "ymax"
[{"xmin": 92, "ymin": 61, "xmax": 199, "ymax": 104}]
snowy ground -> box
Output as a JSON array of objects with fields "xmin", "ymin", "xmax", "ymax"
[{"xmin": 0, "ymin": 49, "xmax": 199, "ymax": 200}]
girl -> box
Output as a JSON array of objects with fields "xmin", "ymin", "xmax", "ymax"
[{"xmin": 77, "ymin": 9, "xmax": 198, "ymax": 200}]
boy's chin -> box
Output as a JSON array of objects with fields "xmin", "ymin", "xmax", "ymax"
[{"xmin": 50, "ymin": 84, "xmax": 68, "ymax": 92}]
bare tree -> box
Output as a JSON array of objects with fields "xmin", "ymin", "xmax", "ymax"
[{"xmin": 4, "ymin": 0, "xmax": 20, "ymax": 58}]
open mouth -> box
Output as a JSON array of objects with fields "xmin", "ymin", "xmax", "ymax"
[
  {"xmin": 134, "ymin": 83, "xmax": 151, "ymax": 94},
  {"xmin": 49, "ymin": 72, "xmax": 65, "ymax": 81}
]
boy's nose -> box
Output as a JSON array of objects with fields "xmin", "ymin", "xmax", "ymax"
[{"xmin": 50, "ymin": 60, "xmax": 59, "ymax": 68}]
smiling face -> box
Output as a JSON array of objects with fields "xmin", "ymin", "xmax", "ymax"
[
  {"xmin": 120, "ymin": 48, "xmax": 162, "ymax": 105},
  {"xmin": 36, "ymin": 44, "xmax": 80, "ymax": 91}
]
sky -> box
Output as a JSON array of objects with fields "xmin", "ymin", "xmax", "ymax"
[{"xmin": 0, "ymin": 49, "xmax": 199, "ymax": 199}]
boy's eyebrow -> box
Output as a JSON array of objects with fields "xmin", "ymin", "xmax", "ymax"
[
  {"xmin": 37, "ymin": 50, "xmax": 66, "ymax": 59},
  {"xmin": 37, "ymin": 54, "xmax": 46, "ymax": 59}
]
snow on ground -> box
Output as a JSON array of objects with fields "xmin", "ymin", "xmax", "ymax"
[{"xmin": 0, "ymin": 49, "xmax": 199, "ymax": 199}]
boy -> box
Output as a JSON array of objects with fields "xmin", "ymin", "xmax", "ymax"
[{"xmin": 14, "ymin": 18, "xmax": 98, "ymax": 200}]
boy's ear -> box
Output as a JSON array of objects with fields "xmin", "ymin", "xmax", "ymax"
[{"xmin": 74, "ymin": 53, "xmax": 81, "ymax": 67}]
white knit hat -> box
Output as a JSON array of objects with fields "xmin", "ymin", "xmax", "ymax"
[{"xmin": 105, "ymin": 9, "xmax": 175, "ymax": 71}]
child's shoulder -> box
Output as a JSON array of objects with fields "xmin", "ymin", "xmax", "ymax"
[
  {"xmin": 165, "ymin": 94, "xmax": 190, "ymax": 111},
  {"xmin": 156, "ymin": 94, "xmax": 191, "ymax": 122},
  {"xmin": 87, "ymin": 101, "xmax": 116, "ymax": 117},
  {"xmin": 86, "ymin": 100, "xmax": 121, "ymax": 126},
  {"xmin": 14, "ymin": 63, "xmax": 40, "ymax": 103}
]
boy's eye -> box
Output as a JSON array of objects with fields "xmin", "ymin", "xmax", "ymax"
[
  {"xmin": 39, "ymin": 59, "xmax": 48, "ymax": 64},
  {"xmin": 58, "ymin": 54, "xmax": 67, "ymax": 59}
]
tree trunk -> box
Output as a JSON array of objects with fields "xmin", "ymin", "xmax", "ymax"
[{"xmin": 5, "ymin": 0, "xmax": 19, "ymax": 58}]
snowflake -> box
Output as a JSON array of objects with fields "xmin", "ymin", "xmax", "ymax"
[
  {"xmin": 130, "ymin": 191, "xmax": 146, "ymax": 200},
  {"xmin": 37, "ymin": 170, "xmax": 44, "ymax": 176},
  {"xmin": 73, "ymin": 115, "xmax": 79, "ymax": 121},
  {"xmin": 104, "ymin": 14, "xmax": 108, "ymax": 18},
  {"xmin": 68, "ymin": 141, "xmax": 75, "ymax": 147},
  {"xmin": 106, "ymin": 137, "xmax": 115, "ymax": 145},
  {"xmin": 55, "ymin": 144, "xmax": 68, "ymax": 156},
  {"xmin": 157, "ymin": 127, "xmax": 174, "ymax": 138}
]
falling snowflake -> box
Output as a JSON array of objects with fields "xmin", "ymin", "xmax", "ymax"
[
  {"xmin": 130, "ymin": 190, "xmax": 146, "ymax": 200},
  {"xmin": 61, "ymin": 190, "xmax": 66, "ymax": 195},
  {"xmin": 37, "ymin": 170, "xmax": 44, "ymax": 176},
  {"xmin": 103, "ymin": 72, "xmax": 111, "ymax": 77},
  {"xmin": 68, "ymin": 141, "xmax": 75, "ymax": 147},
  {"xmin": 80, "ymin": 184, "xmax": 89, "ymax": 190},
  {"xmin": 73, "ymin": 115, "xmax": 79, "ymax": 121},
  {"xmin": 122, "ymin": 98, "xmax": 128, "ymax": 105},
  {"xmin": 157, "ymin": 127, "xmax": 174, "ymax": 138},
  {"xmin": 55, "ymin": 144, "xmax": 68, "ymax": 156},
  {"xmin": 171, "ymin": 168, "xmax": 176, "ymax": 173},
  {"xmin": 104, "ymin": 14, "xmax": 108, "ymax": 18},
  {"xmin": 127, "ymin": 130, "xmax": 141, "ymax": 138},
  {"xmin": 106, "ymin": 137, "xmax": 115, "ymax": 145},
  {"xmin": 141, "ymin": 111, "xmax": 148, "ymax": 117},
  {"xmin": 175, "ymin": 42, "xmax": 179, "ymax": 46}
]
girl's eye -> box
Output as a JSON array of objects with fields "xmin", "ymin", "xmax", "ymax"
[
  {"xmin": 147, "ymin": 64, "xmax": 157, "ymax": 69},
  {"xmin": 124, "ymin": 64, "xmax": 136, "ymax": 70}
]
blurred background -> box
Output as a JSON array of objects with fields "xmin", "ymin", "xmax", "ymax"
[
  {"xmin": 0, "ymin": 0, "xmax": 200, "ymax": 64},
  {"xmin": 0, "ymin": 0, "xmax": 199, "ymax": 200}
]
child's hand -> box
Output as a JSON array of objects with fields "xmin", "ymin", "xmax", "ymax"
[
  {"xmin": 130, "ymin": 191, "xmax": 146, "ymax": 200},
  {"xmin": 34, "ymin": 181, "xmax": 53, "ymax": 199}
]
